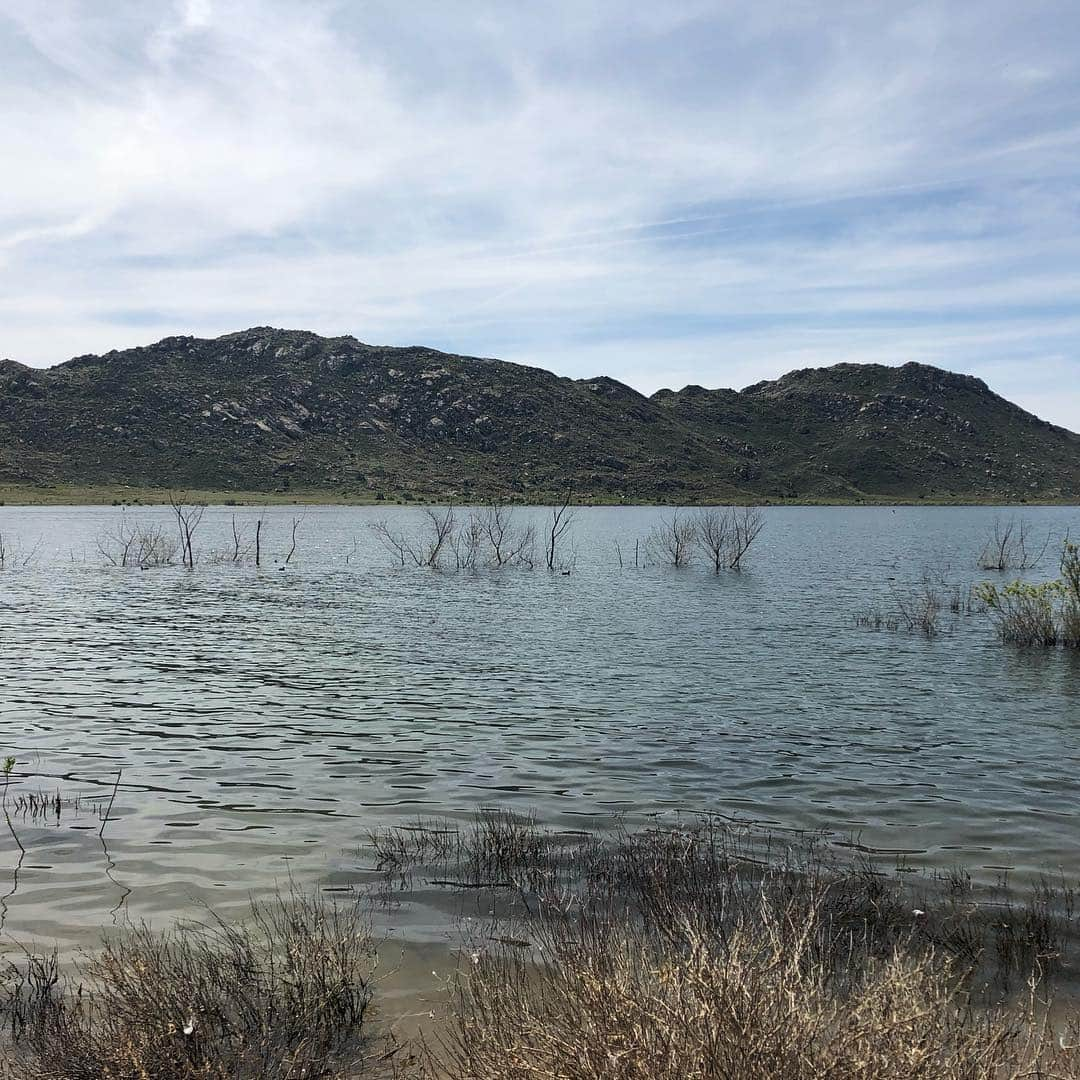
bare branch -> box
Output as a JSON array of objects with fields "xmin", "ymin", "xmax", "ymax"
[
  {"xmin": 978, "ymin": 516, "xmax": 1051, "ymax": 571},
  {"xmin": 546, "ymin": 491, "xmax": 576, "ymax": 571},
  {"xmin": 168, "ymin": 493, "xmax": 206, "ymax": 569},
  {"xmin": 727, "ymin": 506, "xmax": 764, "ymax": 569},
  {"xmin": 695, "ymin": 509, "xmax": 732, "ymax": 573},
  {"xmin": 285, "ymin": 516, "xmax": 303, "ymax": 565},
  {"xmin": 646, "ymin": 511, "xmax": 696, "ymax": 567}
]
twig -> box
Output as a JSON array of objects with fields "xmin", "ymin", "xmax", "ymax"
[
  {"xmin": 100, "ymin": 770, "xmax": 122, "ymax": 837},
  {"xmin": 428, "ymin": 879, "xmax": 515, "ymax": 889}
]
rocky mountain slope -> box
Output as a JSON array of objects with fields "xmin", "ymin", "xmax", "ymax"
[{"xmin": 0, "ymin": 328, "xmax": 1076, "ymax": 501}]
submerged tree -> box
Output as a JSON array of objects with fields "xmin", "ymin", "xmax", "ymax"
[
  {"xmin": 420, "ymin": 507, "xmax": 456, "ymax": 568},
  {"xmin": 0, "ymin": 532, "xmax": 41, "ymax": 571},
  {"xmin": 97, "ymin": 511, "xmax": 177, "ymax": 568},
  {"xmin": 545, "ymin": 492, "xmax": 576, "ymax": 571},
  {"xmin": 451, "ymin": 512, "xmax": 486, "ymax": 570},
  {"xmin": 284, "ymin": 515, "xmax": 303, "ymax": 565},
  {"xmin": 695, "ymin": 509, "xmax": 732, "ymax": 573},
  {"xmin": 370, "ymin": 507, "xmax": 457, "ymax": 569},
  {"xmin": 168, "ymin": 495, "xmax": 206, "ymax": 569},
  {"xmin": 978, "ymin": 517, "xmax": 1050, "ymax": 571},
  {"xmin": 688, "ymin": 506, "xmax": 766, "ymax": 571},
  {"xmin": 646, "ymin": 511, "xmax": 696, "ymax": 567},
  {"xmin": 229, "ymin": 515, "xmax": 250, "ymax": 563},
  {"xmin": 479, "ymin": 503, "xmax": 535, "ymax": 568},
  {"xmin": 371, "ymin": 502, "xmax": 540, "ymax": 571},
  {"xmin": 727, "ymin": 506, "xmax": 764, "ymax": 569}
]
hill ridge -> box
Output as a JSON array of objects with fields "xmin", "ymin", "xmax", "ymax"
[{"xmin": 1, "ymin": 328, "xmax": 1076, "ymax": 502}]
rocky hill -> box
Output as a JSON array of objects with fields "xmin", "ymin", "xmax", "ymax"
[{"xmin": 0, "ymin": 328, "xmax": 1076, "ymax": 502}]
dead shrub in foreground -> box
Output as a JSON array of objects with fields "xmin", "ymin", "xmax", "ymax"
[
  {"xmin": 6, "ymin": 891, "xmax": 383, "ymax": 1080},
  {"xmin": 372, "ymin": 813, "xmax": 1080, "ymax": 1001},
  {"xmin": 428, "ymin": 903, "xmax": 1080, "ymax": 1080},
  {"xmin": 369, "ymin": 813, "xmax": 1080, "ymax": 1076}
]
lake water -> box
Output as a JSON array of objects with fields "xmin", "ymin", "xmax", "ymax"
[{"xmin": 1, "ymin": 503, "xmax": 1079, "ymax": 956}]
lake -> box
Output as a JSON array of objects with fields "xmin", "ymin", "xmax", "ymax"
[{"xmin": 1, "ymin": 503, "xmax": 1079, "ymax": 955}]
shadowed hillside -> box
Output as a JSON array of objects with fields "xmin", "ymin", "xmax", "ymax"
[{"xmin": 0, "ymin": 328, "xmax": 1076, "ymax": 502}]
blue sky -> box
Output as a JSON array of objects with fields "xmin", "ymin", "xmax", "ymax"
[{"xmin": 2, "ymin": 1, "xmax": 1079, "ymax": 428}]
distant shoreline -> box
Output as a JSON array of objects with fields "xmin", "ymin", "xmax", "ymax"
[{"xmin": 0, "ymin": 483, "xmax": 1076, "ymax": 509}]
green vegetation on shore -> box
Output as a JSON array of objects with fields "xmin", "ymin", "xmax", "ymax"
[
  {"xmin": 1, "ymin": 482, "xmax": 1076, "ymax": 509},
  {"xmin": 0, "ymin": 483, "xmax": 382, "ymax": 508}
]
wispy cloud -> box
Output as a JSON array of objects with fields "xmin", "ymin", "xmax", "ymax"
[{"xmin": 1, "ymin": 0, "xmax": 1078, "ymax": 427}]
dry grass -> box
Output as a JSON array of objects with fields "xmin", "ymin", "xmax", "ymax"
[
  {"xmin": 426, "ymin": 902, "xmax": 1080, "ymax": 1080},
  {"xmin": 1, "ymin": 890, "xmax": 389, "ymax": 1080},
  {"xmin": 853, "ymin": 605, "xmax": 901, "ymax": 631},
  {"xmin": 372, "ymin": 812, "xmax": 1080, "ymax": 1002},
  {"xmin": 854, "ymin": 570, "xmax": 979, "ymax": 638},
  {"xmin": 370, "ymin": 810, "xmax": 599, "ymax": 897},
  {"xmin": 3, "ymin": 816, "xmax": 1079, "ymax": 1078},
  {"xmin": 369, "ymin": 812, "xmax": 1080, "ymax": 1077},
  {"xmin": 4, "ymin": 789, "xmax": 101, "ymax": 825}
]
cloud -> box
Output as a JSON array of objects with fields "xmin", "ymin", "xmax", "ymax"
[{"xmin": 0, "ymin": 0, "xmax": 1078, "ymax": 428}]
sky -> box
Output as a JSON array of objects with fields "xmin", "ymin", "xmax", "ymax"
[{"xmin": 1, "ymin": 1, "xmax": 1079, "ymax": 429}]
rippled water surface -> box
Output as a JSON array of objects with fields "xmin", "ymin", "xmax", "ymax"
[{"xmin": 1, "ymin": 504, "xmax": 1079, "ymax": 950}]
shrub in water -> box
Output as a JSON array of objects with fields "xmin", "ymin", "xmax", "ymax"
[{"xmin": 977, "ymin": 541, "xmax": 1080, "ymax": 649}]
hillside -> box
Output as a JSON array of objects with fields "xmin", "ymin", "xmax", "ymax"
[{"xmin": 0, "ymin": 328, "xmax": 1076, "ymax": 502}]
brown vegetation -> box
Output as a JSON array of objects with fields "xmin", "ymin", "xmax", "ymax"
[
  {"xmin": 392, "ymin": 814, "xmax": 1080, "ymax": 1079},
  {"xmin": 96, "ymin": 511, "xmax": 178, "ymax": 567},
  {"xmin": 1, "ymin": 891, "xmax": 385, "ymax": 1080},
  {"xmin": 3, "ymin": 815, "xmax": 1080, "ymax": 1077},
  {"xmin": 372, "ymin": 812, "xmax": 1080, "ymax": 1003},
  {"xmin": 429, "ymin": 905, "xmax": 1079, "ymax": 1080},
  {"xmin": 643, "ymin": 506, "xmax": 764, "ymax": 570},
  {"xmin": 370, "ymin": 503, "xmax": 543, "ymax": 571},
  {"xmin": 855, "ymin": 570, "xmax": 978, "ymax": 638}
]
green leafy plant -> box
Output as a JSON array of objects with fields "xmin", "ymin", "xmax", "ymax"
[{"xmin": 977, "ymin": 540, "xmax": 1080, "ymax": 648}]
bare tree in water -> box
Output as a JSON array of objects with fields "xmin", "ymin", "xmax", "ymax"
[
  {"xmin": 452, "ymin": 512, "xmax": 485, "ymax": 570},
  {"xmin": 695, "ymin": 508, "xmax": 732, "ymax": 573},
  {"xmin": 546, "ymin": 492, "xmax": 576, "ymax": 571},
  {"xmin": 97, "ymin": 511, "xmax": 176, "ymax": 568},
  {"xmin": 646, "ymin": 511, "xmax": 696, "ymax": 567},
  {"xmin": 727, "ymin": 506, "xmax": 764, "ymax": 569},
  {"xmin": 370, "ymin": 519, "xmax": 412, "ymax": 567},
  {"xmin": 0, "ymin": 532, "xmax": 42, "ymax": 571},
  {"xmin": 370, "ymin": 507, "xmax": 457, "ymax": 568},
  {"xmin": 229, "ymin": 515, "xmax": 251, "ymax": 563},
  {"xmin": 168, "ymin": 494, "xmax": 206, "ymax": 569},
  {"xmin": 978, "ymin": 516, "xmax": 1050, "ymax": 571},
  {"xmin": 420, "ymin": 507, "xmax": 456, "ymax": 568},
  {"xmin": 255, "ymin": 515, "xmax": 265, "ymax": 567},
  {"xmin": 478, "ymin": 503, "xmax": 533, "ymax": 567}
]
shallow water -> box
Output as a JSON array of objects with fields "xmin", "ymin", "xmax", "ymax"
[{"xmin": 0, "ymin": 503, "xmax": 1078, "ymax": 953}]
